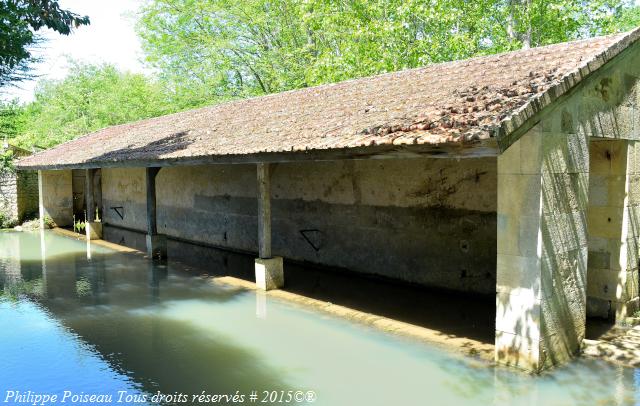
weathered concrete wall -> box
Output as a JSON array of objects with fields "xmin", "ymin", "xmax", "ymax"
[
  {"xmin": 40, "ymin": 170, "xmax": 73, "ymax": 227},
  {"xmin": 101, "ymin": 158, "xmax": 498, "ymax": 294},
  {"xmin": 102, "ymin": 168, "xmax": 147, "ymax": 231},
  {"xmin": 0, "ymin": 170, "xmax": 39, "ymax": 225}
]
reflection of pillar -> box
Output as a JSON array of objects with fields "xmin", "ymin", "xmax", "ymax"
[
  {"xmin": 496, "ymin": 127, "xmax": 589, "ymax": 372},
  {"xmin": 256, "ymin": 291, "xmax": 267, "ymax": 319},
  {"xmin": 86, "ymin": 238, "xmax": 92, "ymax": 260},
  {"xmin": 254, "ymin": 163, "xmax": 283, "ymax": 291},
  {"xmin": 40, "ymin": 229, "xmax": 48, "ymax": 299},
  {"xmin": 85, "ymin": 169, "xmax": 103, "ymax": 240},
  {"xmin": 148, "ymin": 261, "xmax": 168, "ymax": 303},
  {"xmin": 145, "ymin": 167, "xmax": 167, "ymax": 260}
]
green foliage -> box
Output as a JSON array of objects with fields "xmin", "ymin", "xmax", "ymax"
[
  {"xmin": 0, "ymin": 211, "xmax": 17, "ymax": 229},
  {"xmin": 16, "ymin": 62, "xmax": 174, "ymax": 148},
  {"xmin": 43, "ymin": 216, "xmax": 55, "ymax": 229},
  {"xmin": 0, "ymin": 0, "xmax": 89, "ymax": 87},
  {"xmin": 0, "ymin": 278, "xmax": 44, "ymax": 302},
  {"xmin": 0, "ymin": 149, "xmax": 14, "ymax": 174},
  {"xmin": 137, "ymin": 0, "xmax": 640, "ymax": 108},
  {"xmin": 0, "ymin": 100, "xmax": 26, "ymax": 140}
]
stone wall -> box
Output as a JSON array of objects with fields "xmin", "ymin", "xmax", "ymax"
[
  {"xmin": 102, "ymin": 157, "xmax": 498, "ymax": 294},
  {"xmin": 586, "ymin": 140, "xmax": 640, "ymax": 320},
  {"xmin": 17, "ymin": 171, "xmax": 38, "ymax": 221},
  {"xmin": 0, "ymin": 170, "xmax": 38, "ymax": 226},
  {"xmin": 0, "ymin": 171, "xmax": 18, "ymax": 225}
]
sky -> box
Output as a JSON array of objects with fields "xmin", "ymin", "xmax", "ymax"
[{"xmin": 2, "ymin": 0, "xmax": 147, "ymax": 103}]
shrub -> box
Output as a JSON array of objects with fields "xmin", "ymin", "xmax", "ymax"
[{"xmin": 0, "ymin": 212, "xmax": 17, "ymax": 229}]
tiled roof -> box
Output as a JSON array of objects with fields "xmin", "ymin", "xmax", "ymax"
[{"xmin": 17, "ymin": 28, "xmax": 640, "ymax": 169}]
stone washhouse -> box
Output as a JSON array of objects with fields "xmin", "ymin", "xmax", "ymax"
[{"xmin": 16, "ymin": 28, "xmax": 640, "ymax": 373}]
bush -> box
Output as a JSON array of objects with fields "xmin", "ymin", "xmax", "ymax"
[{"xmin": 0, "ymin": 212, "xmax": 17, "ymax": 229}]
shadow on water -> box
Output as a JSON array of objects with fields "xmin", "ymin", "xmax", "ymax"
[{"xmin": 102, "ymin": 226, "xmax": 496, "ymax": 345}]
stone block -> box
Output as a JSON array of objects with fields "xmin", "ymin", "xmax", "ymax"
[
  {"xmin": 540, "ymin": 331, "xmax": 580, "ymax": 368},
  {"xmin": 579, "ymin": 90, "xmax": 636, "ymax": 138},
  {"xmin": 496, "ymin": 291, "xmax": 541, "ymax": 336},
  {"xmin": 586, "ymin": 268, "xmax": 622, "ymax": 300},
  {"xmin": 586, "ymin": 297, "xmax": 612, "ymax": 319},
  {"xmin": 496, "ymin": 254, "xmax": 541, "ymax": 298},
  {"xmin": 587, "ymin": 206, "xmax": 624, "ymax": 239},
  {"xmin": 497, "ymin": 213, "xmax": 542, "ymax": 257},
  {"xmin": 628, "ymin": 176, "xmax": 640, "ymax": 205},
  {"xmin": 86, "ymin": 222, "xmax": 103, "ymax": 240},
  {"xmin": 588, "ymin": 174, "xmax": 608, "ymax": 206},
  {"xmin": 589, "ymin": 140, "xmax": 628, "ymax": 175},
  {"xmin": 628, "ymin": 142, "xmax": 640, "ymax": 175},
  {"xmin": 495, "ymin": 330, "xmax": 541, "ymax": 372},
  {"xmin": 255, "ymin": 256, "xmax": 284, "ymax": 291},
  {"xmin": 587, "ymin": 250, "xmax": 612, "ymax": 270},
  {"xmin": 146, "ymin": 234, "xmax": 167, "ymax": 260},
  {"xmin": 543, "ymin": 245, "xmax": 587, "ymax": 282},
  {"xmin": 497, "ymin": 173, "xmax": 542, "ymax": 217},
  {"xmin": 519, "ymin": 129, "xmax": 543, "ymax": 175},
  {"xmin": 541, "ymin": 172, "xmax": 588, "ymax": 214},
  {"xmin": 541, "ymin": 211, "xmax": 588, "ymax": 254},
  {"xmin": 541, "ymin": 133, "xmax": 589, "ymax": 174},
  {"xmin": 498, "ymin": 137, "xmax": 521, "ymax": 175}
]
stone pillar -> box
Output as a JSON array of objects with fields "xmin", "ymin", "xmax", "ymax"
[
  {"xmin": 145, "ymin": 167, "xmax": 166, "ymax": 259},
  {"xmin": 255, "ymin": 163, "xmax": 283, "ymax": 291},
  {"xmin": 496, "ymin": 126, "xmax": 589, "ymax": 372},
  {"xmin": 84, "ymin": 169, "xmax": 102, "ymax": 240},
  {"xmin": 587, "ymin": 140, "xmax": 640, "ymax": 321}
]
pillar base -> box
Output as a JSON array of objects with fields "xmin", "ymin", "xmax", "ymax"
[
  {"xmin": 86, "ymin": 222, "xmax": 103, "ymax": 240},
  {"xmin": 255, "ymin": 257, "xmax": 283, "ymax": 291},
  {"xmin": 146, "ymin": 234, "xmax": 167, "ymax": 260}
]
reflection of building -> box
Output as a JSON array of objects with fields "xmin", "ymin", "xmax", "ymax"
[
  {"xmin": 0, "ymin": 143, "xmax": 39, "ymax": 225},
  {"xmin": 0, "ymin": 232, "xmax": 22, "ymax": 294}
]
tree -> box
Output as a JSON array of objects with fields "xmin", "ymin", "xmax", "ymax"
[
  {"xmin": 0, "ymin": 100, "xmax": 26, "ymax": 142},
  {"xmin": 136, "ymin": 0, "xmax": 640, "ymax": 109},
  {"xmin": 16, "ymin": 62, "xmax": 173, "ymax": 148},
  {"xmin": 0, "ymin": 0, "xmax": 90, "ymax": 87}
]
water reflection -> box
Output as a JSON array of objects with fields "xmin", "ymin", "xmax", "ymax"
[{"xmin": 1, "ymin": 230, "xmax": 640, "ymax": 406}]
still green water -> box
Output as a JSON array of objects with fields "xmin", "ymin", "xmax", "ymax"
[{"xmin": 0, "ymin": 230, "xmax": 639, "ymax": 406}]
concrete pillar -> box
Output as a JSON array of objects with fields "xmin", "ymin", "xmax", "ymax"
[
  {"xmin": 496, "ymin": 127, "xmax": 589, "ymax": 372},
  {"xmin": 587, "ymin": 140, "xmax": 640, "ymax": 321},
  {"xmin": 38, "ymin": 170, "xmax": 44, "ymax": 230},
  {"xmin": 255, "ymin": 163, "xmax": 283, "ymax": 290},
  {"xmin": 84, "ymin": 169, "xmax": 102, "ymax": 240},
  {"xmin": 145, "ymin": 167, "xmax": 166, "ymax": 259}
]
